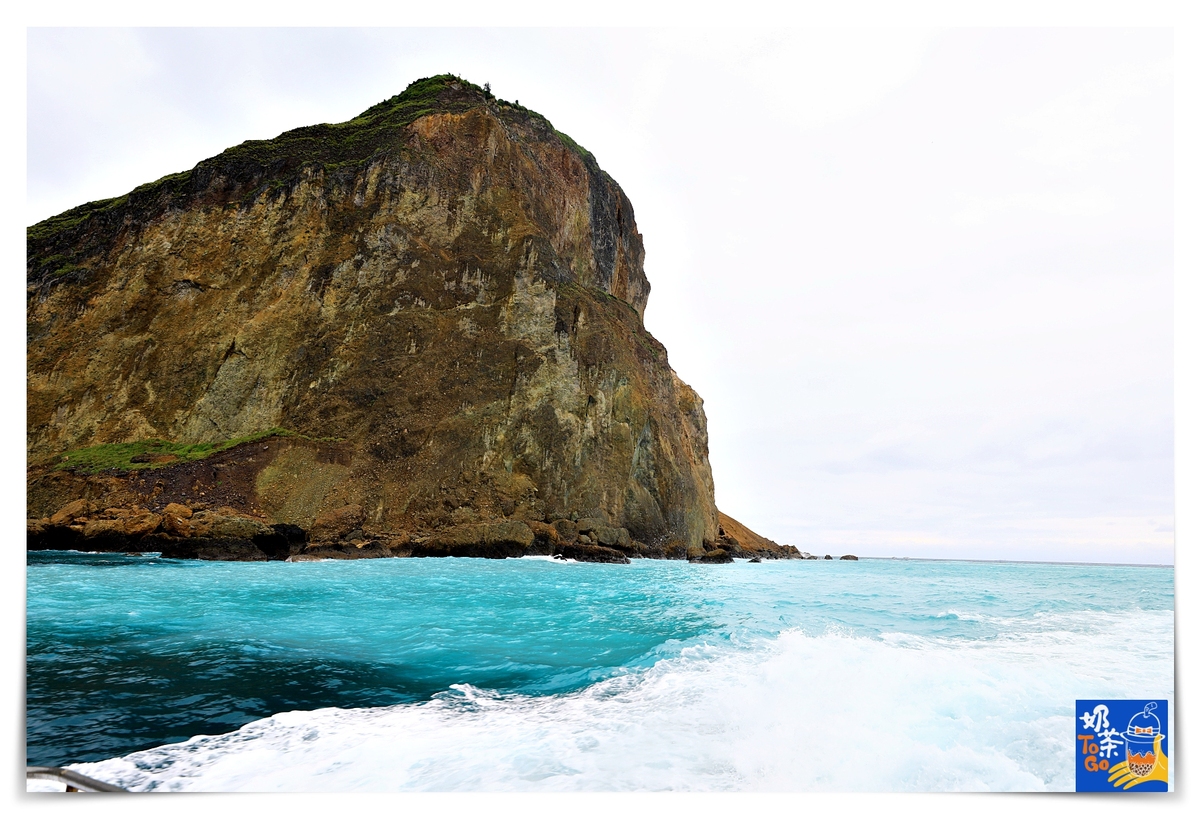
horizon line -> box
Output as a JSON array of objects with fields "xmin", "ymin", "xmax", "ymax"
[{"xmin": 856, "ymin": 555, "xmax": 1173, "ymax": 569}]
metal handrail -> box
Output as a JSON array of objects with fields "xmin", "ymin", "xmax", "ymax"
[{"xmin": 26, "ymin": 766, "xmax": 126, "ymax": 792}]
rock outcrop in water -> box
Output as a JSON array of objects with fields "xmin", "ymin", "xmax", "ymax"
[{"xmin": 26, "ymin": 75, "xmax": 799, "ymax": 563}]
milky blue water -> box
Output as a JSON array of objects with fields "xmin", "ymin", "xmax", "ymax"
[{"xmin": 26, "ymin": 551, "xmax": 1173, "ymax": 791}]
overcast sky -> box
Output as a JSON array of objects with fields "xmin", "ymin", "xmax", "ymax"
[{"xmin": 24, "ymin": 27, "xmax": 1174, "ymax": 564}]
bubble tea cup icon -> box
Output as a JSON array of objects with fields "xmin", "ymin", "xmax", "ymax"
[{"xmin": 1124, "ymin": 702, "xmax": 1161, "ymax": 777}]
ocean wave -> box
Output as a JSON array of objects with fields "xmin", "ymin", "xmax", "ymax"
[{"xmin": 72, "ymin": 609, "xmax": 1174, "ymax": 792}]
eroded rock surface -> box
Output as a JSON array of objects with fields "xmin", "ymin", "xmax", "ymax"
[{"xmin": 26, "ymin": 75, "xmax": 798, "ymax": 563}]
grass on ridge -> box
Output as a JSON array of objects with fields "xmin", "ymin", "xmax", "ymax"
[{"xmin": 52, "ymin": 427, "xmax": 303, "ymax": 474}]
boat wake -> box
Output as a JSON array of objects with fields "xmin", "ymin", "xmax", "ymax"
[{"xmin": 70, "ymin": 609, "xmax": 1173, "ymax": 792}]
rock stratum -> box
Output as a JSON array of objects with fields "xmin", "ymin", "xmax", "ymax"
[{"xmin": 27, "ymin": 75, "xmax": 799, "ymax": 563}]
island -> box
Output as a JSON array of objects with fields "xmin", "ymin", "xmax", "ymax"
[{"xmin": 27, "ymin": 75, "xmax": 808, "ymax": 564}]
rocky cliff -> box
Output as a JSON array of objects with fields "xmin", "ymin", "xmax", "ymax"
[{"xmin": 27, "ymin": 75, "xmax": 798, "ymax": 562}]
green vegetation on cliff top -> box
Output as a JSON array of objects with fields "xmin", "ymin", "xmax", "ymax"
[{"xmin": 28, "ymin": 74, "xmax": 596, "ymax": 250}]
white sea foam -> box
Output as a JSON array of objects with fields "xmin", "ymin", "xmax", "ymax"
[
  {"xmin": 72, "ymin": 608, "xmax": 1173, "ymax": 792},
  {"xmin": 934, "ymin": 610, "xmax": 985, "ymax": 621}
]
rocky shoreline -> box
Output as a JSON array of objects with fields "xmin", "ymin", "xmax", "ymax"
[{"xmin": 27, "ymin": 495, "xmax": 809, "ymax": 565}]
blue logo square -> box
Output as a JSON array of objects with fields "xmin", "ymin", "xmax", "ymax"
[{"xmin": 1076, "ymin": 699, "xmax": 1168, "ymax": 792}]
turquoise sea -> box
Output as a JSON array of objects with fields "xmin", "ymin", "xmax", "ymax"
[{"xmin": 26, "ymin": 551, "xmax": 1174, "ymax": 791}]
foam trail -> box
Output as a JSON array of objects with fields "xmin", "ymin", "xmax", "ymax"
[{"xmin": 75, "ymin": 608, "xmax": 1173, "ymax": 792}]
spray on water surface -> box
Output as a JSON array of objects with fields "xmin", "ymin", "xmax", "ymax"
[{"xmin": 26, "ymin": 552, "xmax": 1173, "ymax": 791}]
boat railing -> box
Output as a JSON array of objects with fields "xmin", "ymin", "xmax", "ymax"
[{"xmin": 26, "ymin": 766, "xmax": 126, "ymax": 792}]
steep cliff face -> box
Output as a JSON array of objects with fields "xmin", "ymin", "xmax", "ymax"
[{"xmin": 27, "ymin": 75, "xmax": 736, "ymax": 555}]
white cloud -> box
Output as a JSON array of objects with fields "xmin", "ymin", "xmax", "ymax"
[
  {"xmin": 1008, "ymin": 57, "xmax": 1172, "ymax": 169},
  {"xmin": 952, "ymin": 186, "xmax": 1118, "ymax": 225},
  {"xmin": 648, "ymin": 28, "xmax": 937, "ymax": 134}
]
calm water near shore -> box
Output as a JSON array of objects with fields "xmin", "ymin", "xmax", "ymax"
[{"xmin": 26, "ymin": 551, "xmax": 1173, "ymax": 791}]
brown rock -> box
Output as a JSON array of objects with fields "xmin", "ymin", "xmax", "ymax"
[
  {"xmin": 417, "ymin": 521, "xmax": 535, "ymax": 558},
  {"xmin": 295, "ymin": 541, "xmax": 390, "ymax": 561},
  {"xmin": 575, "ymin": 517, "xmax": 607, "ymax": 535},
  {"xmin": 187, "ymin": 511, "xmax": 216, "ymax": 537},
  {"xmin": 49, "ymin": 499, "xmax": 92, "ymax": 526},
  {"xmin": 594, "ymin": 526, "xmax": 621, "ymax": 547},
  {"xmin": 162, "ymin": 513, "xmax": 192, "ymax": 537},
  {"xmin": 526, "ymin": 520, "xmax": 562, "ymax": 550},
  {"xmin": 526, "ymin": 520, "xmax": 559, "ymax": 540},
  {"xmin": 82, "ymin": 519, "xmax": 125, "ymax": 538},
  {"xmin": 163, "ymin": 502, "xmax": 193, "ymax": 519},
  {"xmin": 208, "ymin": 514, "xmax": 272, "ymax": 540},
  {"xmin": 378, "ymin": 532, "xmax": 413, "ymax": 557},
  {"xmin": 310, "ymin": 504, "xmax": 365, "ymax": 542},
  {"xmin": 448, "ymin": 521, "xmax": 534, "ymax": 548},
  {"xmin": 714, "ymin": 511, "xmax": 801, "ymax": 560},
  {"xmin": 556, "ymin": 544, "xmax": 630, "ymax": 564},
  {"xmin": 26, "ymin": 76, "xmax": 724, "ymax": 557},
  {"xmin": 158, "ymin": 538, "xmax": 270, "ymax": 562},
  {"xmin": 449, "ymin": 506, "xmax": 479, "ymax": 525},
  {"xmin": 552, "ymin": 519, "xmax": 579, "ymax": 542},
  {"xmin": 122, "ymin": 512, "xmax": 163, "ymax": 538}
]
